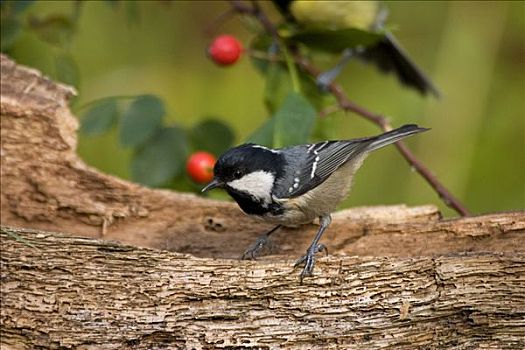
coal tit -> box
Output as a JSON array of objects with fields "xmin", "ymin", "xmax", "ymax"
[{"xmin": 202, "ymin": 124, "xmax": 428, "ymax": 281}]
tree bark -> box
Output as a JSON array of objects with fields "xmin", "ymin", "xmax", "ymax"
[
  {"xmin": 1, "ymin": 55, "xmax": 524, "ymax": 349},
  {"xmin": 1, "ymin": 226, "xmax": 524, "ymax": 349}
]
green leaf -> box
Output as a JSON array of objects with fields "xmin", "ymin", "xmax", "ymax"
[
  {"xmin": 28, "ymin": 14, "xmax": 74, "ymax": 47},
  {"xmin": 273, "ymin": 92, "xmax": 317, "ymax": 148},
  {"xmin": 55, "ymin": 52, "xmax": 79, "ymax": 87},
  {"xmin": 247, "ymin": 93, "xmax": 317, "ymax": 148},
  {"xmin": 288, "ymin": 28, "xmax": 384, "ymax": 53},
  {"xmin": 249, "ymin": 33, "xmax": 274, "ymax": 74},
  {"xmin": 80, "ymin": 98, "xmax": 119, "ymax": 136},
  {"xmin": 119, "ymin": 95, "xmax": 164, "ymax": 147},
  {"xmin": 264, "ymin": 62, "xmax": 289, "ymax": 114},
  {"xmin": 263, "ymin": 62, "xmax": 327, "ymax": 115},
  {"xmin": 131, "ymin": 126, "xmax": 188, "ymax": 187},
  {"xmin": 250, "ymin": 34, "xmax": 303, "ymax": 114},
  {"xmin": 0, "ymin": 16, "xmax": 22, "ymax": 51},
  {"xmin": 190, "ymin": 119, "xmax": 235, "ymax": 155},
  {"xmin": 246, "ymin": 118, "xmax": 275, "ymax": 147},
  {"xmin": 298, "ymin": 70, "xmax": 329, "ymax": 112},
  {"xmin": 251, "ymin": 37, "xmax": 327, "ymax": 114}
]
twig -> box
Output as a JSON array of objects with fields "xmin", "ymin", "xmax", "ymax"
[
  {"xmin": 318, "ymin": 104, "xmax": 343, "ymax": 118},
  {"xmin": 296, "ymin": 53, "xmax": 471, "ymax": 217},
  {"xmin": 246, "ymin": 49, "xmax": 282, "ymax": 62},
  {"xmin": 230, "ymin": 0, "xmax": 279, "ymax": 39},
  {"xmin": 228, "ymin": 0, "xmax": 470, "ymax": 217}
]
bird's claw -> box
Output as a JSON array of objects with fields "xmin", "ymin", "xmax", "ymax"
[
  {"xmin": 294, "ymin": 244, "xmax": 327, "ymax": 282},
  {"xmin": 241, "ymin": 234, "xmax": 272, "ymax": 260}
]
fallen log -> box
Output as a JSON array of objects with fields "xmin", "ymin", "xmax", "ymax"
[
  {"xmin": 1, "ymin": 54, "xmax": 524, "ymax": 349},
  {"xmin": 2, "ymin": 226, "xmax": 524, "ymax": 349}
]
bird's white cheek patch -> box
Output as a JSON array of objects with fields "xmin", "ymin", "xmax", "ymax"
[{"xmin": 228, "ymin": 171, "xmax": 275, "ymax": 202}]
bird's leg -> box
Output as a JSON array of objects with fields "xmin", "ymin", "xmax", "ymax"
[
  {"xmin": 294, "ymin": 215, "xmax": 332, "ymax": 282},
  {"xmin": 241, "ymin": 225, "xmax": 281, "ymax": 260},
  {"xmin": 317, "ymin": 48, "xmax": 362, "ymax": 91}
]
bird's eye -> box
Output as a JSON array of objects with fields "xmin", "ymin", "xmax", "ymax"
[{"xmin": 233, "ymin": 169, "xmax": 243, "ymax": 179}]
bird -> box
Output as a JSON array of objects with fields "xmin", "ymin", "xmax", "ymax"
[
  {"xmin": 202, "ymin": 124, "xmax": 428, "ymax": 281},
  {"xmin": 272, "ymin": 0, "xmax": 440, "ymax": 97}
]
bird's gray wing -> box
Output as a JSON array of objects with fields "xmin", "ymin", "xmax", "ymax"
[
  {"xmin": 273, "ymin": 124, "xmax": 427, "ymax": 199},
  {"xmin": 276, "ymin": 139, "xmax": 370, "ymax": 198}
]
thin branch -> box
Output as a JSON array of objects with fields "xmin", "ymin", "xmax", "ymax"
[
  {"xmin": 246, "ymin": 49, "xmax": 282, "ymax": 62},
  {"xmin": 229, "ymin": 0, "xmax": 279, "ymax": 39},
  {"xmin": 318, "ymin": 104, "xmax": 343, "ymax": 118},
  {"xmin": 296, "ymin": 54, "xmax": 471, "ymax": 217},
  {"xmin": 228, "ymin": 0, "xmax": 470, "ymax": 217}
]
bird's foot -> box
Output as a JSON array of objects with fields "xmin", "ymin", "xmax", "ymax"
[
  {"xmin": 241, "ymin": 234, "xmax": 274, "ymax": 260},
  {"xmin": 294, "ymin": 244, "xmax": 328, "ymax": 282}
]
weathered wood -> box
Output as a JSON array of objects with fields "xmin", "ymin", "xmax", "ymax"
[
  {"xmin": 1, "ymin": 55, "xmax": 524, "ymax": 260},
  {"xmin": 2, "ymin": 54, "xmax": 525, "ymax": 349},
  {"xmin": 1, "ymin": 226, "xmax": 524, "ymax": 349}
]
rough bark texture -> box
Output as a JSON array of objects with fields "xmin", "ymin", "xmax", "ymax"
[
  {"xmin": 1, "ymin": 55, "xmax": 525, "ymax": 349},
  {"xmin": 1, "ymin": 54, "xmax": 524, "ymax": 260},
  {"xmin": 1, "ymin": 226, "xmax": 525, "ymax": 350}
]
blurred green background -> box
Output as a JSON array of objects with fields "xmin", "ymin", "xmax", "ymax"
[{"xmin": 2, "ymin": 0, "xmax": 524, "ymax": 217}]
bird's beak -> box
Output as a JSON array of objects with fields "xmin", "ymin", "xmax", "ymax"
[{"xmin": 201, "ymin": 178, "xmax": 223, "ymax": 193}]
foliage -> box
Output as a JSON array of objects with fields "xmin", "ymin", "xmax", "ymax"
[
  {"xmin": 1, "ymin": 1, "xmax": 35, "ymax": 51},
  {"xmin": 2, "ymin": 0, "xmax": 351, "ymax": 190},
  {"xmin": 249, "ymin": 92, "xmax": 316, "ymax": 148},
  {"xmin": 1, "ymin": 0, "xmax": 81, "ymax": 87},
  {"xmin": 2, "ymin": 1, "xmax": 523, "ymax": 214},
  {"xmin": 78, "ymin": 95, "xmax": 231, "ymax": 187}
]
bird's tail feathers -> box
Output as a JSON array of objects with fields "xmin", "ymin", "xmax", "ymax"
[{"xmin": 366, "ymin": 124, "xmax": 429, "ymax": 152}]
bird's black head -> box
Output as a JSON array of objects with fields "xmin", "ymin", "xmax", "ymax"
[{"xmin": 201, "ymin": 144, "xmax": 285, "ymax": 194}]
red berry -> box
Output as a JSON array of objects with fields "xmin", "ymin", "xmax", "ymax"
[
  {"xmin": 208, "ymin": 35, "xmax": 243, "ymax": 66},
  {"xmin": 186, "ymin": 151, "xmax": 216, "ymax": 184}
]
